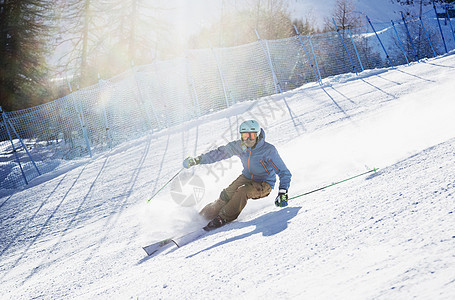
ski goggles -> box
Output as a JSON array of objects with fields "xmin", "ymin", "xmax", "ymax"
[{"xmin": 241, "ymin": 132, "xmax": 258, "ymax": 141}]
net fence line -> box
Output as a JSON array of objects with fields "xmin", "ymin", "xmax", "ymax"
[{"xmin": 1, "ymin": 9, "xmax": 455, "ymax": 190}]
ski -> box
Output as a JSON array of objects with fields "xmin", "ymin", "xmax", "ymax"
[
  {"xmin": 142, "ymin": 228, "xmax": 208, "ymax": 257},
  {"xmin": 142, "ymin": 237, "xmax": 178, "ymax": 256}
]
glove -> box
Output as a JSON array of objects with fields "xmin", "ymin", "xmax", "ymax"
[
  {"xmin": 183, "ymin": 156, "xmax": 201, "ymax": 169},
  {"xmin": 275, "ymin": 189, "xmax": 288, "ymax": 207}
]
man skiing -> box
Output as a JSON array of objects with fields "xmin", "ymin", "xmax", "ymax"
[{"xmin": 183, "ymin": 120, "xmax": 292, "ymax": 231}]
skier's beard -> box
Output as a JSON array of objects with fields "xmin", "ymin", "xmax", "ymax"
[{"xmin": 243, "ymin": 138, "xmax": 257, "ymax": 149}]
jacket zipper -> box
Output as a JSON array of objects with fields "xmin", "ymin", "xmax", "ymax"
[
  {"xmin": 248, "ymin": 151, "xmax": 253, "ymax": 179},
  {"xmin": 260, "ymin": 160, "xmax": 270, "ymax": 174},
  {"xmin": 269, "ymin": 159, "xmax": 280, "ymax": 172}
]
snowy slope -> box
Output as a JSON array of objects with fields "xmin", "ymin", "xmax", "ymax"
[{"xmin": 1, "ymin": 52, "xmax": 455, "ymax": 299}]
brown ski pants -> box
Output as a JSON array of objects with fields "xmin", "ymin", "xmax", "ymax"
[{"xmin": 199, "ymin": 174, "xmax": 272, "ymax": 222}]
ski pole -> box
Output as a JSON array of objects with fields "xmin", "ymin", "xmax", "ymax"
[
  {"xmin": 146, "ymin": 167, "xmax": 185, "ymax": 203},
  {"xmin": 289, "ymin": 168, "xmax": 379, "ymax": 201}
]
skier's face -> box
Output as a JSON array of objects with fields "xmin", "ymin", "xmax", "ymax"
[{"xmin": 242, "ymin": 132, "xmax": 258, "ymax": 148}]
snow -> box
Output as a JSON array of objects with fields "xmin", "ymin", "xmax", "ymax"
[{"xmin": 1, "ymin": 51, "xmax": 455, "ymax": 298}]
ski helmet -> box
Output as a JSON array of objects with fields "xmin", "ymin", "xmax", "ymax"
[{"xmin": 239, "ymin": 120, "xmax": 260, "ymax": 133}]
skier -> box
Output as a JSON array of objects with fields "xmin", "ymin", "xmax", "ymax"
[{"xmin": 183, "ymin": 120, "xmax": 292, "ymax": 231}]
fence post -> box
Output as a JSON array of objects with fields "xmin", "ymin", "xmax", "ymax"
[
  {"xmin": 1, "ymin": 107, "xmax": 28, "ymax": 184},
  {"xmin": 139, "ymin": 62, "xmax": 163, "ymax": 130},
  {"xmin": 433, "ymin": 0, "xmax": 448, "ymax": 53},
  {"xmin": 4, "ymin": 114, "xmax": 41, "ymax": 177},
  {"xmin": 348, "ymin": 28, "xmax": 365, "ymax": 72},
  {"xmin": 401, "ymin": 12, "xmax": 419, "ymax": 61},
  {"xmin": 210, "ymin": 43, "xmax": 235, "ymax": 107},
  {"xmin": 419, "ymin": 16, "xmax": 437, "ymax": 57},
  {"xmin": 446, "ymin": 8, "xmax": 455, "ymax": 44},
  {"xmin": 293, "ymin": 25, "xmax": 322, "ymax": 84},
  {"xmin": 131, "ymin": 63, "xmax": 154, "ymax": 132},
  {"xmin": 68, "ymin": 82, "xmax": 92, "ymax": 158},
  {"xmin": 1, "ymin": 106, "xmax": 41, "ymax": 185},
  {"xmin": 185, "ymin": 52, "xmax": 201, "ymax": 118},
  {"xmin": 391, "ymin": 20, "xmax": 410, "ymax": 65},
  {"xmin": 366, "ymin": 15, "xmax": 394, "ymax": 67},
  {"xmin": 308, "ymin": 35, "xmax": 322, "ymax": 83},
  {"xmin": 255, "ymin": 30, "xmax": 280, "ymax": 94},
  {"xmin": 333, "ymin": 18, "xmax": 358, "ymax": 75},
  {"xmin": 255, "ymin": 30, "xmax": 301, "ymax": 129},
  {"xmin": 97, "ymin": 75, "xmax": 113, "ymax": 150}
]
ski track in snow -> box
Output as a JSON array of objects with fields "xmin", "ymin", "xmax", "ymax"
[{"xmin": 1, "ymin": 53, "xmax": 455, "ymax": 298}]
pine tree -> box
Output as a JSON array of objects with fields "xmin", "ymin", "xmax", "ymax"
[
  {"xmin": 0, "ymin": 0, "xmax": 54, "ymax": 111},
  {"xmin": 55, "ymin": 0, "xmax": 100, "ymax": 88}
]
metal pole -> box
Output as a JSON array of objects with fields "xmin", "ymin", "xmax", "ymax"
[
  {"xmin": 5, "ymin": 117, "xmax": 41, "ymax": 177},
  {"xmin": 142, "ymin": 61, "xmax": 162, "ymax": 130},
  {"xmin": 1, "ymin": 107, "xmax": 28, "ymax": 184},
  {"xmin": 401, "ymin": 12, "xmax": 419, "ymax": 61},
  {"xmin": 185, "ymin": 52, "xmax": 202, "ymax": 118},
  {"xmin": 348, "ymin": 28, "xmax": 365, "ymax": 72},
  {"xmin": 255, "ymin": 29, "xmax": 299, "ymax": 128},
  {"xmin": 391, "ymin": 20, "xmax": 410, "ymax": 65},
  {"xmin": 308, "ymin": 35, "xmax": 322, "ymax": 83},
  {"xmin": 289, "ymin": 168, "xmax": 379, "ymax": 201},
  {"xmin": 131, "ymin": 63, "xmax": 154, "ymax": 131},
  {"xmin": 146, "ymin": 167, "xmax": 185, "ymax": 203},
  {"xmin": 210, "ymin": 43, "xmax": 235, "ymax": 107},
  {"xmin": 366, "ymin": 15, "xmax": 394, "ymax": 67},
  {"xmin": 419, "ymin": 16, "xmax": 437, "ymax": 57},
  {"xmin": 433, "ymin": 0, "xmax": 448, "ymax": 53},
  {"xmin": 97, "ymin": 75, "xmax": 113, "ymax": 150},
  {"xmin": 68, "ymin": 82, "xmax": 93, "ymax": 158},
  {"xmin": 333, "ymin": 18, "xmax": 358, "ymax": 75},
  {"xmin": 446, "ymin": 7, "xmax": 455, "ymax": 45},
  {"xmin": 255, "ymin": 29, "xmax": 280, "ymax": 93},
  {"xmin": 293, "ymin": 25, "xmax": 321, "ymax": 83}
]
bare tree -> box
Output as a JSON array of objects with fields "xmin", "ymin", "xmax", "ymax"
[
  {"xmin": 54, "ymin": 0, "xmax": 102, "ymax": 87},
  {"xmin": 188, "ymin": 0, "xmax": 294, "ymax": 48},
  {"xmin": 324, "ymin": 0, "xmax": 362, "ymax": 32}
]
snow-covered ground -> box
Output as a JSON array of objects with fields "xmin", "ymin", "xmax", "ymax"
[{"xmin": 1, "ymin": 52, "xmax": 455, "ymax": 298}]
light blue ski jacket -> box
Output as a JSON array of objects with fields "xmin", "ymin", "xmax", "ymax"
[{"xmin": 200, "ymin": 129, "xmax": 291, "ymax": 190}]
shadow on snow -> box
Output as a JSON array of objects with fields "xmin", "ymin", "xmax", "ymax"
[{"xmin": 185, "ymin": 206, "xmax": 302, "ymax": 258}]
